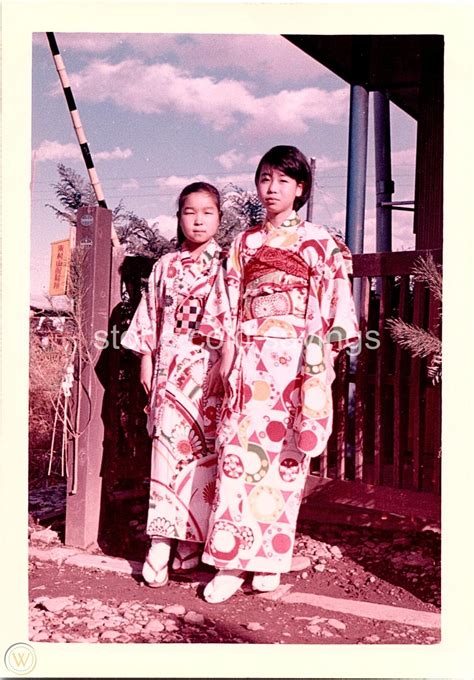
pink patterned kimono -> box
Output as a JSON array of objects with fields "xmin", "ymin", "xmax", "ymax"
[
  {"xmin": 198, "ymin": 214, "xmax": 359, "ymax": 573},
  {"xmin": 121, "ymin": 240, "xmax": 223, "ymax": 543}
]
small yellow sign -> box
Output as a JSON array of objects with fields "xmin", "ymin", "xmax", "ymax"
[{"xmin": 49, "ymin": 238, "xmax": 70, "ymax": 296}]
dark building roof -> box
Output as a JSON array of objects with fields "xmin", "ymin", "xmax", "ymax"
[
  {"xmin": 283, "ymin": 34, "xmax": 444, "ymax": 121},
  {"xmin": 284, "ymin": 34, "xmax": 444, "ymax": 250}
]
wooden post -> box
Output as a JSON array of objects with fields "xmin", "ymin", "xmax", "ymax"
[{"xmin": 65, "ymin": 206, "xmax": 113, "ymax": 550}]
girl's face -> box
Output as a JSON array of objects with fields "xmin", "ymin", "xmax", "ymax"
[
  {"xmin": 256, "ymin": 164, "xmax": 303, "ymax": 221},
  {"xmin": 179, "ymin": 191, "xmax": 220, "ymax": 247}
]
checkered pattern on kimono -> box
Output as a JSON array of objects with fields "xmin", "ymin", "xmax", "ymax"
[{"xmin": 175, "ymin": 298, "xmax": 204, "ymax": 331}]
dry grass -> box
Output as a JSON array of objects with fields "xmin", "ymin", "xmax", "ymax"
[{"xmin": 29, "ymin": 327, "xmax": 70, "ymax": 485}]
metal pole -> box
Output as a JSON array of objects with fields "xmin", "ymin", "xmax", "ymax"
[
  {"xmin": 46, "ymin": 32, "xmax": 120, "ymax": 248},
  {"xmin": 345, "ymin": 84, "xmax": 369, "ymax": 256},
  {"xmin": 306, "ymin": 156, "xmax": 316, "ymax": 222},
  {"xmin": 374, "ymin": 91, "xmax": 393, "ymax": 252},
  {"xmin": 345, "ymin": 84, "xmax": 369, "ymax": 318}
]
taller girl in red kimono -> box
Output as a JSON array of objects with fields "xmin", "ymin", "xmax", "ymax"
[
  {"xmin": 199, "ymin": 146, "xmax": 359, "ymax": 603},
  {"xmin": 122, "ymin": 182, "xmax": 224, "ymax": 588}
]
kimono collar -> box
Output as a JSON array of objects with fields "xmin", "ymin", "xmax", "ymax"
[
  {"xmin": 180, "ymin": 238, "xmax": 220, "ymax": 269},
  {"xmin": 265, "ymin": 211, "xmax": 302, "ymax": 231}
]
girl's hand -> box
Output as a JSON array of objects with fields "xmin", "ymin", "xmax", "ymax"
[
  {"xmin": 219, "ymin": 341, "xmax": 236, "ymax": 397},
  {"xmin": 206, "ymin": 361, "xmax": 224, "ymax": 397},
  {"xmin": 140, "ymin": 353, "xmax": 153, "ymax": 396}
]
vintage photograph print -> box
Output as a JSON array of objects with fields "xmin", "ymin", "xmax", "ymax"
[{"xmin": 28, "ymin": 29, "xmax": 442, "ymax": 648}]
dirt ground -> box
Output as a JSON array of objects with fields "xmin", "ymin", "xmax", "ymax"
[{"xmin": 29, "ymin": 497, "xmax": 441, "ymax": 645}]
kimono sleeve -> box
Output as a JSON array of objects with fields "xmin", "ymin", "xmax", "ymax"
[
  {"xmin": 294, "ymin": 239, "xmax": 359, "ymax": 458},
  {"xmin": 198, "ymin": 234, "xmax": 243, "ymax": 343},
  {"xmin": 121, "ymin": 259, "xmax": 162, "ymax": 356},
  {"xmin": 319, "ymin": 240, "xmax": 359, "ymax": 354}
]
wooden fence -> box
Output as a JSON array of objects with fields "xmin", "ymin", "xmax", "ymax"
[{"xmin": 310, "ymin": 248, "xmax": 442, "ymax": 499}]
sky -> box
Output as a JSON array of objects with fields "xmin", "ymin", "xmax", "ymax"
[{"xmin": 30, "ymin": 31, "xmax": 417, "ymax": 302}]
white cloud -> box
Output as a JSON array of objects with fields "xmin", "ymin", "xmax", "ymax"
[
  {"xmin": 63, "ymin": 59, "xmax": 348, "ymax": 137},
  {"xmin": 34, "ymin": 32, "xmax": 126, "ymax": 53},
  {"xmin": 215, "ymin": 149, "xmax": 246, "ymax": 171},
  {"xmin": 247, "ymin": 154, "xmax": 263, "ymax": 167},
  {"xmin": 315, "ymin": 156, "xmax": 347, "ymax": 172},
  {"xmin": 392, "ymin": 147, "xmax": 416, "ymax": 168},
  {"xmin": 147, "ymin": 214, "xmax": 177, "ymax": 240},
  {"xmin": 34, "ymin": 140, "xmax": 81, "ymax": 162},
  {"xmin": 37, "ymin": 33, "xmax": 333, "ymax": 87},
  {"xmin": 240, "ymin": 87, "xmax": 348, "ymax": 137},
  {"xmin": 392, "ymin": 211, "xmax": 415, "ymax": 251},
  {"xmin": 155, "ymin": 174, "xmax": 212, "ymax": 191},
  {"xmin": 215, "ymin": 173, "xmax": 255, "ymax": 190},
  {"xmin": 121, "ymin": 178, "xmax": 140, "ymax": 190},
  {"xmin": 95, "ymin": 146, "xmax": 132, "ymax": 161},
  {"xmin": 34, "ymin": 139, "xmax": 132, "ymax": 163},
  {"xmin": 152, "ymin": 34, "xmax": 331, "ymax": 86},
  {"xmin": 154, "ymin": 172, "xmax": 255, "ymax": 196}
]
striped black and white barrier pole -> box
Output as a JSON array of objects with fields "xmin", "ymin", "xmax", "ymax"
[{"xmin": 46, "ymin": 32, "xmax": 120, "ymax": 247}]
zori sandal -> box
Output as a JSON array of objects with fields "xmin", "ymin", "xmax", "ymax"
[
  {"xmin": 142, "ymin": 556, "xmax": 169, "ymax": 588},
  {"xmin": 171, "ymin": 543, "xmax": 202, "ymax": 573},
  {"xmin": 142, "ymin": 537, "xmax": 171, "ymax": 588},
  {"xmin": 251, "ymin": 572, "xmax": 280, "ymax": 592},
  {"xmin": 203, "ymin": 569, "xmax": 246, "ymax": 603}
]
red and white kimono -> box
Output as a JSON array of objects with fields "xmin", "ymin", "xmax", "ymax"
[
  {"xmin": 198, "ymin": 214, "xmax": 359, "ymax": 573},
  {"xmin": 122, "ymin": 240, "xmax": 223, "ymax": 543}
]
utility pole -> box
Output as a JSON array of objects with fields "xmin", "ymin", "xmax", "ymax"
[{"xmin": 306, "ymin": 156, "xmax": 317, "ymax": 222}]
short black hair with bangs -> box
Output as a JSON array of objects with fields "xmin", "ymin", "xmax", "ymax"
[{"xmin": 254, "ymin": 145, "xmax": 312, "ymax": 211}]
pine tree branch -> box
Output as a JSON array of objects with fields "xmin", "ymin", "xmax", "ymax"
[{"xmin": 386, "ymin": 318, "xmax": 441, "ymax": 358}]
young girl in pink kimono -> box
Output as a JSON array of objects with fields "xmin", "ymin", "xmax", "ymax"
[
  {"xmin": 122, "ymin": 182, "xmax": 224, "ymax": 587},
  {"xmin": 199, "ymin": 146, "xmax": 359, "ymax": 603}
]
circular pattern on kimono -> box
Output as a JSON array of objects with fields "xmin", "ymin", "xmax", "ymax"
[
  {"xmin": 304, "ymin": 335, "xmax": 325, "ymax": 375},
  {"xmin": 208, "ymin": 520, "xmax": 240, "ymax": 561},
  {"xmin": 244, "ymin": 443, "xmax": 269, "ymax": 483},
  {"xmin": 248, "ymin": 485, "xmax": 285, "ymax": 522},
  {"xmin": 305, "ymin": 340, "xmax": 323, "ymax": 366},
  {"xmin": 297, "ymin": 429, "xmax": 318, "ymax": 453},
  {"xmin": 326, "ymin": 325, "xmax": 347, "ymax": 344},
  {"xmin": 189, "ymin": 359, "xmax": 205, "ymax": 385},
  {"xmin": 238, "ymin": 525, "xmax": 255, "ymax": 550},
  {"xmin": 237, "ymin": 417, "xmax": 251, "ymax": 449},
  {"xmin": 266, "ymin": 420, "xmax": 286, "ymax": 443},
  {"xmin": 164, "ymin": 294, "xmax": 174, "ymax": 307},
  {"xmin": 279, "ymin": 458, "xmax": 301, "ymax": 483},
  {"xmin": 248, "ymin": 371, "xmax": 277, "ymax": 407},
  {"xmin": 243, "ymin": 383, "xmax": 253, "ymax": 404},
  {"xmin": 301, "ymin": 376, "xmax": 331, "ymax": 418},
  {"xmin": 252, "ymin": 380, "xmax": 271, "ymax": 401},
  {"xmin": 258, "ymin": 318, "xmax": 297, "ymax": 337},
  {"xmin": 266, "ymin": 230, "xmax": 299, "ymax": 249},
  {"xmin": 222, "ymin": 453, "xmax": 245, "ymax": 479},
  {"xmin": 284, "ymin": 489, "xmax": 304, "ymax": 524},
  {"xmin": 250, "ymin": 292, "xmax": 291, "ymax": 318},
  {"xmin": 245, "ymin": 231, "xmax": 264, "ymax": 250},
  {"xmin": 262, "ymin": 523, "xmax": 293, "ymax": 559},
  {"xmin": 282, "ymin": 378, "xmax": 300, "ymax": 412},
  {"xmin": 272, "ymin": 532, "xmax": 292, "ymax": 554}
]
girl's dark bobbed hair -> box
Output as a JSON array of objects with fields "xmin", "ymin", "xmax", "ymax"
[
  {"xmin": 176, "ymin": 181, "xmax": 221, "ymax": 246},
  {"xmin": 254, "ymin": 145, "xmax": 312, "ymax": 211}
]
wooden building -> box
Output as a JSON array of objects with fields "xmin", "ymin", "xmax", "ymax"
[{"xmin": 284, "ymin": 35, "xmax": 443, "ymax": 526}]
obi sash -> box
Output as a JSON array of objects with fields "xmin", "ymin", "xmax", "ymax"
[
  {"xmin": 243, "ymin": 245, "xmax": 311, "ymax": 287},
  {"xmin": 242, "ymin": 246, "xmax": 310, "ymax": 322}
]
